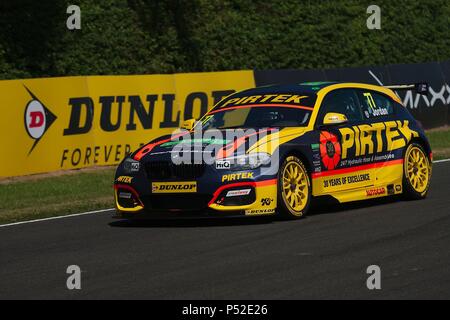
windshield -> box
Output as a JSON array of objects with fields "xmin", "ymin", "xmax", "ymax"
[{"xmin": 199, "ymin": 106, "xmax": 312, "ymax": 130}]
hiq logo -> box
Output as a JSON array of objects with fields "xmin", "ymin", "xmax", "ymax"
[
  {"xmin": 216, "ymin": 160, "xmax": 230, "ymax": 169},
  {"xmin": 23, "ymin": 86, "xmax": 57, "ymax": 154}
]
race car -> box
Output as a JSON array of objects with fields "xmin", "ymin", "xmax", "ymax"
[{"xmin": 113, "ymin": 82, "xmax": 432, "ymax": 219}]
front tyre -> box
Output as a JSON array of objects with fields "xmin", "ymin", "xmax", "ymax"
[
  {"xmin": 403, "ymin": 143, "xmax": 432, "ymax": 200},
  {"xmin": 277, "ymin": 155, "xmax": 311, "ymax": 219}
]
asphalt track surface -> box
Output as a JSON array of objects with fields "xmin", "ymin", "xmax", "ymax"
[{"xmin": 1, "ymin": 162, "xmax": 449, "ymax": 299}]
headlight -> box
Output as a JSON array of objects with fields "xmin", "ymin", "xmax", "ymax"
[
  {"xmin": 217, "ymin": 153, "xmax": 271, "ymax": 171},
  {"xmin": 123, "ymin": 158, "xmax": 140, "ymax": 174}
]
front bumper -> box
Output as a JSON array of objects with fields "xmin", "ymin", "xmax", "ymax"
[{"xmin": 113, "ymin": 164, "xmax": 278, "ymax": 218}]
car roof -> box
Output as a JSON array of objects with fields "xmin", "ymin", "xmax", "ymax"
[
  {"xmin": 232, "ymin": 82, "xmax": 338, "ymax": 97},
  {"xmin": 216, "ymin": 82, "xmax": 400, "ymax": 108},
  {"xmin": 233, "ymin": 81, "xmax": 397, "ymax": 97}
]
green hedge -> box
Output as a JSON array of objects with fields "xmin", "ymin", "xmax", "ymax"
[{"xmin": 0, "ymin": 0, "xmax": 449, "ymax": 80}]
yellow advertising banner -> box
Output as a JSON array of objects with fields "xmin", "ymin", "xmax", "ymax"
[{"xmin": 0, "ymin": 71, "xmax": 255, "ymax": 177}]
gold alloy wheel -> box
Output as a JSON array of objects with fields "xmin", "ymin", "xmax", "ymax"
[
  {"xmin": 281, "ymin": 160, "xmax": 309, "ymax": 214},
  {"xmin": 405, "ymin": 145, "xmax": 430, "ymax": 194}
]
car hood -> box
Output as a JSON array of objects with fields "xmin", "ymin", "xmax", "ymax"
[{"xmin": 133, "ymin": 127, "xmax": 307, "ymax": 162}]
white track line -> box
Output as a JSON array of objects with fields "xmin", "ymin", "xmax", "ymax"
[
  {"xmin": 433, "ymin": 158, "xmax": 450, "ymax": 164},
  {"xmin": 1, "ymin": 158, "xmax": 450, "ymax": 228},
  {"xmin": 0, "ymin": 208, "xmax": 114, "ymax": 228}
]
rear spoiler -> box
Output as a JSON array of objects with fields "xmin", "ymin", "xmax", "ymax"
[{"xmin": 384, "ymin": 83, "xmax": 428, "ymax": 95}]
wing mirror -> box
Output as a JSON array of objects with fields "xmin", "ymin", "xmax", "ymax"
[
  {"xmin": 323, "ymin": 112, "xmax": 348, "ymax": 125},
  {"xmin": 180, "ymin": 118, "xmax": 197, "ymax": 130}
]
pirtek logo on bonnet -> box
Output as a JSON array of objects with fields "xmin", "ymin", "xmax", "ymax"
[{"xmin": 23, "ymin": 86, "xmax": 57, "ymax": 154}]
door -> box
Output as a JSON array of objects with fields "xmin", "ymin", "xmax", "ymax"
[
  {"xmin": 355, "ymin": 89, "xmax": 408, "ymax": 189},
  {"xmin": 313, "ymin": 89, "xmax": 375, "ymax": 195}
]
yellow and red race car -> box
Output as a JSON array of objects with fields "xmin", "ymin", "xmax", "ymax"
[{"xmin": 113, "ymin": 82, "xmax": 432, "ymax": 219}]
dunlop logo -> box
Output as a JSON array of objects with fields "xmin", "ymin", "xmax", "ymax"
[{"xmin": 152, "ymin": 182, "xmax": 197, "ymax": 193}]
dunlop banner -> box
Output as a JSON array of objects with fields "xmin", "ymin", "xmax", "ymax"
[{"xmin": 0, "ymin": 71, "xmax": 255, "ymax": 177}]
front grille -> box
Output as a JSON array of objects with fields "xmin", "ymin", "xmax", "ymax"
[
  {"xmin": 145, "ymin": 161, "xmax": 205, "ymax": 180},
  {"xmin": 142, "ymin": 194, "xmax": 212, "ymax": 211},
  {"xmin": 146, "ymin": 161, "xmax": 171, "ymax": 180}
]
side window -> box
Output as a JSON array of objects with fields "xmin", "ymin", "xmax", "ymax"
[
  {"xmin": 318, "ymin": 89, "xmax": 362, "ymax": 124},
  {"xmin": 358, "ymin": 90, "xmax": 395, "ymax": 119}
]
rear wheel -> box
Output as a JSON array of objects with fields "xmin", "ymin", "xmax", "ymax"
[
  {"xmin": 403, "ymin": 143, "xmax": 431, "ymax": 200},
  {"xmin": 278, "ymin": 155, "xmax": 311, "ymax": 219}
]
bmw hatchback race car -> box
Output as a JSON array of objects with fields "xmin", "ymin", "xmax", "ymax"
[{"xmin": 114, "ymin": 82, "xmax": 432, "ymax": 219}]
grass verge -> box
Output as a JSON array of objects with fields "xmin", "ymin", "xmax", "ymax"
[
  {"xmin": 0, "ymin": 168, "xmax": 115, "ymax": 225},
  {"xmin": 0, "ymin": 127, "xmax": 449, "ymax": 225},
  {"xmin": 426, "ymin": 126, "xmax": 450, "ymax": 160}
]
